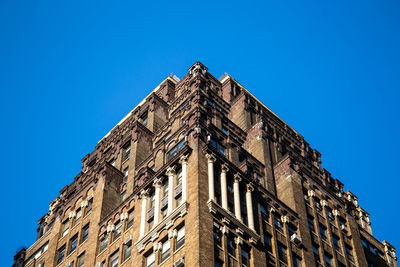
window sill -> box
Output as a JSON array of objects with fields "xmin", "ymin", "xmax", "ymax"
[
  {"xmin": 120, "ymin": 256, "xmax": 131, "ymax": 266},
  {"xmin": 174, "ymin": 245, "xmax": 184, "ymax": 255},
  {"xmin": 109, "ymin": 236, "xmax": 121, "ymax": 247},
  {"xmin": 159, "ymin": 255, "xmax": 171, "ymax": 266}
]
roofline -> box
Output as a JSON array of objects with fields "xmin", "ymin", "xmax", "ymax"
[
  {"xmin": 98, "ymin": 76, "xmax": 178, "ymax": 143},
  {"xmin": 220, "ymin": 74, "xmax": 299, "ymax": 136}
]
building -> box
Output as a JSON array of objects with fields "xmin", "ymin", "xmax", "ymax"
[{"xmin": 13, "ymin": 62, "xmax": 398, "ymax": 267}]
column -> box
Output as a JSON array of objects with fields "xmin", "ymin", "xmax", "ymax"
[
  {"xmin": 139, "ymin": 189, "xmax": 149, "ymax": 238},
  {"xmin": 153, "ymin": 178, "xmax": 162, "ymax": 225},
  {"xmin": 220, "ymin": 164, "xmax": 229, "ymax": 210},
  {"xmin": 233, "ymin": 174, "xmax": 242, "ymax": 221},
  {"xmin": 166, "ymin": 166, "xmax": 176, "ymax": 214},
  {"xmin": 179, "ymin": 155, "xmax": 188, "ymax": 203},
  {"xmin": 246, "ymin": 183, "xmax": 255, "ymax": 230},
  {"xmin": 206, "ymin": 153, "xmax": 216, "ymax": 201}
]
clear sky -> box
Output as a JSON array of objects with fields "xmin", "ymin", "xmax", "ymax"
[{"xmin": 1, "ymin": 0, "xmax": 399, "ymax": 265}]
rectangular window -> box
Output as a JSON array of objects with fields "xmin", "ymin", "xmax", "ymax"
[
  {"xmin": 260, "ymin": 204, "xmax": 269, "ymax": 221},
  {"xmin": 274, "ymin": 216, "xmax": 283, "ymax": 233},
  {"xmin": 74, "ymin": 208, "xmax": 82, "ymax": 226},
  {"xmin": 176, "ymin": 226, "xmax": 185, "ymax": 250},
  {"xmin": 277, "ymin": 243, "xmax": 287, "ymax": 264},
  {"xmin": 77, "ymin": 252, "xmax": 85, "ymax": 267},
  {"xmin": 210, "ymin": 138, "xmax": 226, "ymax": 156},
  {"xmin": 345, "ymin": 245, "xmax": 354, "ymax": 262},
  {"xmin": 213, "ymin": 223, "xmax": 223, "ymax": 248},
  {"xmin": 123, "ymin": 167, "xmax": 129, "ymax": 182},
  {"xmin": 123, "ymin": 241, "xmax": 132, "ymax": 261},
  {"xmin": 332, "ymin": 235, "xmax": 340, "ymax": 251},
  {"xmin": 57, "ymin": 245, "xmax": 66, "ymax": 264},
  {"xmin": 167, "ymin": 139, "xmax": 185, "ymax": 161},
  {"xmin": 146, "ymin": 252, "xmax": 155, "ymax": 267},
  {"xmin": 109, "ymin": 250, "xmax": 119, "ymax": 267},
  {"xmin": 264, "ymin": 233, "xmax": 272, "ymax": 253},
  {"xmin": 121, "ymin": 191, "xmax": 127, "ymax": 202},
  {"xmin": 122, "ymin": 143, "xmax": 131, "ymax": 162},
  {"xmin": 141, "ymin": 111, "xmax": 148, "ymax": 126},
  {"xmin": 86, "ymin": 198, "xmax": 93, "ymax": 216},
  {"xmin": 69, "ymin": 234, "xmax": 78, "ymax": 254},
  {"xmin": 227, "ymin": 235, "xmax": 236, "ymax": 256},
  {"xmin": 161, "ymin": 239, "xmax": 171, "ymax": 262},
  {"xmin": 99, "ymin": 234, "xmax": 108, "ymax": 253},
  {"xmin": 126, "ymin": 209, "xmax": 134, "ymax": 229},
  {"xmin": 324, "ymin": 254, "xmax": 333, "ymax": 267},
  {"xmin": 313, "ymin": 244, "xmax": 320, "ymax": 263},
  {"xmin": 81, "ymin": 223, "xmax": 89, "ymax": 243},
  {"xmin": 113, "ymin": 221, "xmax": 122, "ymax": 241},
  {"xmin": 62, "ymin": 220, "xmax": 70, "ymax": 237},
  {"xmin": 307, "ymin": 216, "xmax": 315, "ymax": 233},
  {"xmin": 241, "ymin": 246, "xmax": 250, "ymax": 266},
  {"xmin": 292, "ymin": 254, "xmax": 302, "ymax": 267},
  {"xmin": 319, "ymin": 225, "xmax": 327, "ymax": 241}
]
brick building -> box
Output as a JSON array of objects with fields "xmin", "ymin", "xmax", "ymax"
[{"xmin": 13, "ymin": 62, "xmax": 398, "ymax": 267}]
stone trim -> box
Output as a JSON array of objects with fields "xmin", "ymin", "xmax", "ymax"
[
  {"xmin": 135, "ymin": 202, "xmax": 189, "ymax": 252},
  {"xmin": 207, "ymin": 200, "xmax": 259, "ymax": 244}
]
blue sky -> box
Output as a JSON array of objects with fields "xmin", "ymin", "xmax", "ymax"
[{"xmin": 1, "ymin": 0, "xmax": 399, "ymax": 264}]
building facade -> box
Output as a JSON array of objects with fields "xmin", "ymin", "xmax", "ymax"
[{"xmin": 14, "ymin": 62, "xmax": 397, "ymax": 267}]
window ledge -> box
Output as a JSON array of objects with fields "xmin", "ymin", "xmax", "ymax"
[
  {"xmin": 135, "ymin": 202, "xmax": 189, "ymax": 252},
  {"xmin": 207, "ymin": 200, "xmax": 259, "ymax": 244}
]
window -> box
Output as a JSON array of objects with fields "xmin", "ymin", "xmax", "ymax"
[
  {"xmin": 292, "ymin": 254, "xmax": 302, "ymax": 267},
  {"xmin": 123, "ymin": 167, "xmax": 129, "ymax": 182},
  {"xmin": 210, "ymin": 138, "xmax": 225, "ymax": 156},
  {"xmin": 313, "ymin": 244, "xmax": 320, "ymax": 263},
  {"xmin": 69, "ymin": 234, "xmax": 78, "ymax": 254},
  {"xmin": 324, "ymin": 254, "xmax": 333, "ymax": 267},
  {"xmin": 332, "ymin": 235, "xmax": 340, "ymax": 251},
  {"xmin": 122, "ymin": 143, "xmax": 131, "ymax": 162},
  {"xmin": 86, "ymin": 198, "xmax": 93, "ymax": 216},
  {"xmin": 288, "ymin": 224, "xmax": 297, "ymax": 236},
  {"xmin": 74, "ymin": 208, "xmax": 82, "ymax": 226},
  {"xmin": 110, "ymin": 158, "xmax": 116, "ymax": 166},
  {"xmin": 345, "ymin": 245, "xmax": 354, "ymax": 262},
  {"xmin": 126, "ymin": 210, "xmax": 134, "ymax": 229},
  {"xmin": 326, "ymin": 207, "xmax": 334, "ymax": 221},
  {"xmin": 62, "ymin": 219, "xmax": 70, "ymax": 237},
  {"xmin": 81, "ymin": 223, "xmax": 89, "ymax": 243},
  {"xmin": 109, "ymin": 250, "xmax": 119, "ymax": 267},
  {"xmin": 141, "ymin": 111, "xmax": 148, "ymax": 126},
  {"xmin": 146, "ymin": 252, "xmax": 155, "ymax": 267},
  {"xmin": 319, "ymin": 225, "xmax": 327, "ymax": 241},
  {"xmin": 214, "ymin": 259, "xmax": 224, "ymax": 267},
  {"xmin": 222, "ymin": 126, "xmax": 228, "ymax": 135},
  {"xmin": 123, "ymin": 241, "xmax": 132, "ymax": 261},
  {"xmin": 274, "ymin": 216, "xmax": 283, "ymax": 233},
  {"xmin": 260, "ymin": 204, "xmax": 269, "ymax": 221},
  {"xmin": 161, "ymin": 239, "xmax": 171, "ymax": 262},
  {"xmin": 113, "ymin": 221, "xmax": 122, "ymax": 241},
  {"xmin": 176, "ymin": 226, "xmax": 185, "ymax": 250},
  {"xmin": 263, "ymin": 234, "xmax": 272, "ymax": 253},
  {"xmin": 277, "ymin": 243, "xmax": 287, "ymax": 264},
  {"xmin": 241, "ymin": 246, "xmax": 250, "ymax": 266},
  {"xmin": 57, "ymin": 245, "xmax": 66, "ymax": 264},
  {"xmin": 99, "ymin": 234, "xmax": 108, "ymax": 253},
  {"xmin": 307, "ymin": 216, "xmax": 315, "ymax": 233},
  {"xmin": 213, "ymin": 223, "xmax": 223, "ymax": 248},
  {"xmin": 176, "ymin": 168, "xmax": 183, "ymax": 206},
  {"xmin": 121, "ymin": 191, "xmax": 127, "ymax": 202},
  {"xmin": 227, "ymin": 235, "xmax": 236, "ymax": 256},
  {"xmin": 167, "ymin": 139, "xmax": 185, "ymax": 161},
  {"xmin": 314, "ymin": 198, "xmax": 322, "ymax": 213},
  {"xmin": 77, "ymin": 252, "xmax": 85, "ymax": 267}
]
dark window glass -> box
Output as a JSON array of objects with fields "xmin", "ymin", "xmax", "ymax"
[{"xmin": 81, "ymin": 224, "xmax": 89, "ymax": 243}]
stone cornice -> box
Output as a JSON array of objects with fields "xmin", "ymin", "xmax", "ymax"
[{"xmin": 134, "ymin": 202, "xmax": 189, "ymax": 252}]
